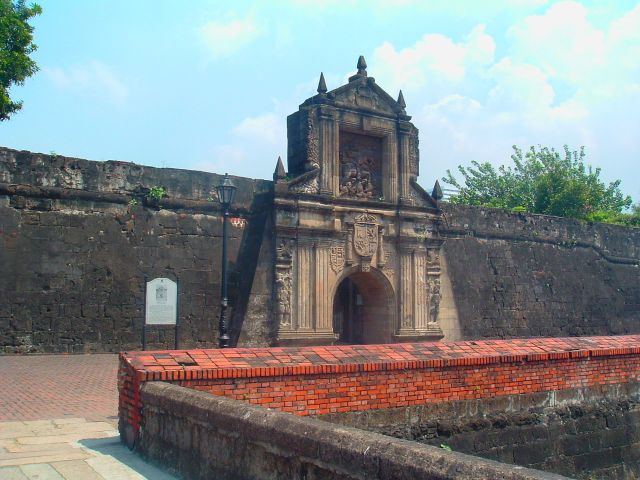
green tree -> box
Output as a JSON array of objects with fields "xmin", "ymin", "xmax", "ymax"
[
  {"xmin": 443, "ymin": 145, "xmax": 634, "ymax": 224},
  {"xmin": 0, "ymin": 0, "xmax": 42, "ymax": 121}
]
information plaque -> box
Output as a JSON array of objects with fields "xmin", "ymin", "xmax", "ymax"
[{"xmin": 145, "ymin": 277, "xmax": 177, "ymax": 325}]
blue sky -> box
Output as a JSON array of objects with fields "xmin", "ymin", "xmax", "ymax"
[{"xmin": 2, "ymin": 0, "xmax": 639, "ymax": 201}]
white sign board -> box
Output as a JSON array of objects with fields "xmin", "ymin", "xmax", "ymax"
[{"xmin": 145, "ymin": 278, "xmax": 177, "ymax": 325}]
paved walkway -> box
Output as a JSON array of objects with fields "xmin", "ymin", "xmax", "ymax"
[
  {"xmin": 0, "ymin": 354, "xmax": 176, "ymax": 479},
  {"xmin": 0, "ymin": 354, "xmax": 119, "ymax": 422}
]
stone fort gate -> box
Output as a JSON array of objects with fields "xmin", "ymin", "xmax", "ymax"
[{"xmin": 273, "ymin": 57, "xmax": 444, "ymax": 346}]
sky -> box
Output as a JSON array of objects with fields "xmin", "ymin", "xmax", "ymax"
[{"xmin": 2, "ymin": 0, "xmax": 639, "ymax": 201}]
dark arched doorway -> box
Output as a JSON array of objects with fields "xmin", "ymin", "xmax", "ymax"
[{"xmin": 332, "ymin": 269, "xmax": 394, "ymax": 344}]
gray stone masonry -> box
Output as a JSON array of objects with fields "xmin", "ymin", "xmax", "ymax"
[{"xmin": 137, "ymin": 382, "xmax": 569, "ymax": 480}]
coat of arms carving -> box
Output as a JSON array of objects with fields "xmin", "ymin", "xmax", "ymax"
[
  {"xmin": 329, "ymin": 246, "xmax": 345, "ymax": 273},
  {"xmin": 353, "ymin": 213, "xmax": 378, "ymax": 258}
]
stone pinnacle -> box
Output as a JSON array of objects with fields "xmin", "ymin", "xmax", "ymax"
[
  {"xmin": 397, "ymin": 90, "xmax": 406, "ymax": 109},
  {"xmin": 273, "ymin": 156, "xmax": 286, "ymax": 181},
  {"xmin": 357, "ymin": 55, "xmax": 367, "ymax": 74},
  {"xmin": 317, "ymin": 72, "xmax": 327, "ymax": 94},
  {"xmin": 432, "ymin": 180, "xmax": 443, "ymax": 201}
]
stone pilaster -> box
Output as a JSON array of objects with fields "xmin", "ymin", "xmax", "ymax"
[
  {"xmin": 398, "ymin": 246, "xmax": 415, "ymax": 332},
  {"xmin": 398, "ymin": 126, "xmax": 412, "ymax": 203},
  {"xmin": 314, "ymin": 240, "xmax": 333, "ymax": 332},
  {"xmin": 296, "ymin": 241, "xmax": 314, "ymax": 331},
  {"xmin": 318, "ymin": 106, "xmax": 336, "ymax": 195},
  {"xmin": 384, "ymin": 136, "xmax": 398, "ymax": 203},
  {"xmin": 413, "ymin": 249, "xmax": 428, "ymax": 330}
]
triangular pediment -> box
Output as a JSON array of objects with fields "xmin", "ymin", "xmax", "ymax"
[{"xmin": 330, "ymin": 77, "xmax": 404, "ymax": 116}]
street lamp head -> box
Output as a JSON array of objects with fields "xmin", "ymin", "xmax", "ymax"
[{"xmin": 216, "ymin": 173, "xmax": 237, "ymax": 208}]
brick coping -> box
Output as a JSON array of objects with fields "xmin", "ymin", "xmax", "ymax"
[{"xmin": 120, "ymin": 335, "xmax": 640, "ymax": 382}]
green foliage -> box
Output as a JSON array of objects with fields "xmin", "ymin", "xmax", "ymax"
[
  {"xmin": 584, "ymin": 204, "xmax": 640, "ymax": 227},
  {"xmin": 0, "ymin": 0, "xmax": 42, "ymax": 120},
  {"xmin": 443, "ymin": 145, "xmax": 634, "ymax": 224},
  {"xmin": 147, "ymin": 185, "xmax": 167, "ymax": 201},
  {"xmin": 440, "ymin": 444, "xmax": 452, "ymax": 451},
  {"xmin": 128, "ymin": 198, "xmax": 138, "ymax": 207}
]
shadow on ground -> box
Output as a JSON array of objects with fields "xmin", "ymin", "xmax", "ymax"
[{"xmin": 79, "ymin": 437, "xmax": 177, "ymax": 480}]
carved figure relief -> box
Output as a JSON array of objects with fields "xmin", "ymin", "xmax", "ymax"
[
  {"xmin": 276, "ymin": 238, "xmax": 294, "ymax": 261},
  {"xmin": 350, "ymin": 86, "xmax": 380, "ymax": 110},
  {"xmin": 306, "ymin": 113, "xmax": 319, "ymax": 169},
  {"xmin": 427, "ymin": 248, "xmax": 440, "ymax": 266},
  {"xmin": 339, "ymin": 132, "xmax": 381, "ymax": 199},
  {"xmin": 409, "ymin": 134, "xmax": 419, "ymax": 177},
  {"xmin": 329, "ymin": 246, "xmax": 345, "ymax": 273},
  {"xmin": 276, "ymin": 271, "xmax": 292, "ymax": 326},
  {"xmin": 428, "ymin": 277, "xmax": 441, "ymax": 322}
]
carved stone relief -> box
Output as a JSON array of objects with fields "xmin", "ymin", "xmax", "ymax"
[
  {"xmin": 347, "ymin": 213, "xmax": 383, "ymax": 273},
  {"xmin": 381, "ymin": 252, "xmax": 395, "ymax": 284},
  {"xmin": 306, "ymin": 113, "xmax": 319, "ymax": 169},
  {"xmin": 428, "ymin": 276, "xmax": 441, "ymax": 322},
  {"xmin": 409, "ymin": 134, "xmax": 419, "ymax": 177},
  {"xmin": 334, "ymin": 85, "xmax": 394, "ymax": 114},
  {"xmin": 276, "ymin": 270, "xmax": 292, "ymax": 326},
  {"xmin": 276, "ymin": 238, "xmax": 295, "ymax": 328},
  {"xmin": 277, "ymin": 238, "xmax": 294, "ymax": 261},
  {"xmin": 339, "ymin": 132, "xmax": 382, "ymax": 199},
  {"xmin": 353, "ymin": 221, "xmax": 378, "ymax": 257},
  {"xmin": 329, "ymin": 246, "xmax": 345, "ymax": 274},
  {"xmin": 289, "ymin": 176, "xmax": 319, "ymax": 194}
]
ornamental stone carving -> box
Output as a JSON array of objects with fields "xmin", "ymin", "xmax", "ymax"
[
  {"xmin": 353, "ymin": 216, "xmax": 378, "ymax": 258},
  {"xmin": 276, "ymin": 270, "xmax": 292, "ymax": 326},
  {"xmin": 339, "ymin": 132, "xmax": 381, "ymax": 200},
  {"xmin": 306, "ymin": 113, "xmax": 319, "ymax": 169},
  {"xmin": 329, "ymin": 246, "xmax": 345, "ymax": 273},
  {"xmin": 277, "ymin": 238, "xmax": 294, "ymax": 261},
  {"xmin": 273, "ymin": 56, "xmax": 444, "ymax": 345}
]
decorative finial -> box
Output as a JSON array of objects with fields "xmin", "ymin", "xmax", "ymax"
[
  {"xmin": 397, "ymin": 90, "xmax": 406, "ymax": 109},
  {"xmin": 273, "ymin": 156, "xmax": 286, "ymax": 181},
  {"xmin": 432, "ymin": 180, "xmax": 443, "ymax": 201},
  {"xmin": 357, "ymin": 55, "xmax": 367, "ymax": 74},
  {"xmin": 317, "ymin": 72, "xmax": 327, "ymax": 94}
]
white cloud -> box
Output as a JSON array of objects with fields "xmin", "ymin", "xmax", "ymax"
[
  {"xmin": 232, "ymin": 113, "xmax": 284, "ymax": 146},
  {"xmin": 372, "ymin": 24, "xmax": 495, "ymax": 94},
  {"xmin": 508, "ymin": 1, "xmax": 607, "ymax": 85},
  {"xmin": 200, "ymin": 17, "xmax": 260, "ymax": 58},
  {"xmin": 488, "ymin": 58, "xmax": 554, "ymax": 111},
  {"xmin": 44, "ymin": 61, "xmax": 128, "ymax": 104},
  {"xmin": 194, "ymin": 144, "xmax": 247, "ymax": 174},
  {"xmin": 366, "ymin": 2, "xmax": 640, "ymax": 196}
]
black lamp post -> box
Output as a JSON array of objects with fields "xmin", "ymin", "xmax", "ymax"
[{"xmin": 215, "ymin": 173, "xmax": 237, "ymax": 348}]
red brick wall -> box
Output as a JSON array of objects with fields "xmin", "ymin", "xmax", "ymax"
[{"xmin": 118, "ymin": 335, "xmax": 640, "ymax": 439}]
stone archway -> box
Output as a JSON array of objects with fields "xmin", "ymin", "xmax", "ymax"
[{"xmin": 331, "ymin": 268, "xmax": 395, "ymax": 344}]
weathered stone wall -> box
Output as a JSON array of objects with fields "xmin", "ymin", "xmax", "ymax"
[
  {"xmin": 1, "ymin": 147, "xmax": 639, "ymax": 352},
  {"xmin": 137, "ymin": 382, "xmax": 566, "ymax": 480},
  {"xmin": 439, "ymin": 203, "xmax": 640, "ymax": 341},
  {"xmin": 322, "ymin": 383, "xmax": 640, "ymax": 480},
  {"xmin": 0, "ymin": 147, "xmax": 274, "ymax": 353}
]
